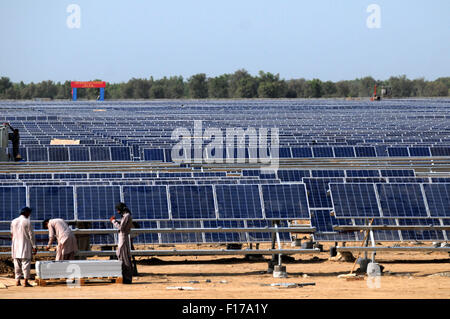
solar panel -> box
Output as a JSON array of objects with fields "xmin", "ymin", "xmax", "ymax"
[
  {"xmin": 89, "ymin": 147, "xmax": 111, "ymax": 161},
  {"xmin": 27, "ymin": 148, "xmax": 48, "ymax": 161},
  {"xmin": 430, "ymin": 147, "xmax": 450, "ymax": 156},
  {"xmin": 310, "ymin": 210, "xmax": 358, "ymax": 242},
  {"xmin": 387, "ymin": 147, "xmax": 409, "ymax": 157},
  {"xmin": 159, "ymin": 220, "xmax": 204, "ymax": 243},
  {"xmin": 352, "ymin": 218, "xmax": 400, "ymax": 241},
  {"xmin": 277, "ymin": 169, "xmax": 311, "ymax": 182},
  {"xmin": 246, "ymin": 220, "xmax": 291, "ymax": 242},
  {"xmin": 408, "ymin": 147, "xmax": 431, "ymax": 157},
  {"xmin": 304, "ymin": 178, "xmax": 344, "ymax": 208},
  {"xmin": 69, "ymin": 148, "xmax": 90, "ymax": 161},
  {"xmin": 355, "ymin": 147, "xmax": 376, "ymax": 157},
  {"xmin": 169, "ymin": 186, "xmax": 216, "ymax": 219},
  {"xmin": 398, "ymin": 218, "xmax": 445, "ymax": 241},
  {"xmin": 123, "ymin": 186, "xmax": 169, "ymax": 219},
  {"xmin": 312, "ymin": 147, "xmax": 334, "ymax": 158},
  {"xmin": 215, "ymin": 185, "xmax": 263, "ymax": 219},
  {"xmin": 330, "ymin": 183, "xmax": 381, "ymax": 218},
  {"xmin": 423, "ymin": 183, "xmax": 450, "ymax": 218},
  {"xmin": 261, "ymin": 184, "xmax": 310, "ymax": 219},
  {"xmin": 333, "ymin": 147, "xmax": 355, "ymax": 158},
  {"xmin": 376, "ymin": 184, "xmax": 428, "ymax": 218},
  {"xmin": 203, "ymin": 220, "xmax": 247, "ymax": 243},
  {"xmin": 131, "ymin": 221, "xmax": 159, "ymax": 244},
  {"xmin": 380, "ymin": 170, "xmax": 415, "ymax": 177},
  {"xmin": 312, "ymin": 170, "xmax": 345, "ymax": 178},
  {"xmin": 346, "ymin": 170, "xmax": 380, "ymax": 177},
  {"xmin": 29, "ymin": 186, "xmax": 75, "ymax": 220},
  {"xmin": 76, "ymin": 186, "xmax": 121, "ymax": 220},
  {"xmin": 143, "ymin": 149, "xmax": 165, "ymax": 161},
  {"xmin": 0, "ymin": 187, "xmax": 27, "ymax": 220},
  {"xmin": 110, "ymin": 146, "xmax": 131, "ymax": 161},
  {"xmin": 291, "ymin": 147, "xmax": 313, "ymax": 158},
  {"xmin": 48, "ymin": 147, "xmax": 69, "ymax": 161}
]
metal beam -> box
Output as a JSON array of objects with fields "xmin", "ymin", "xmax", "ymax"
[
  {"xmin": 333, "ymin": 225, "xmax": 450, "ymax": 231},
  {"xmin": 337, "ymin": 246, "xmax": 450, "ymax": 252},
  {"xmin": 0, "ymin": 248, "xmax": 320, "ymax": 257}
]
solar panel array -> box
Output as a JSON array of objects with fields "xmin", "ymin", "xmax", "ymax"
[{"xmin": 1, "ymin": 99, "xmax": 450, "ymax": 246}]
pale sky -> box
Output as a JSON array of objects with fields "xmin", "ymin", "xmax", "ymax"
[{"xmin": 0, "ymin": 0, "xmax": 449, "ymax": 83}]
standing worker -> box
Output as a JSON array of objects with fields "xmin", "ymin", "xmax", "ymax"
[
  {"xmin": 4, "ymin": 123, "xmax": 21, "ymax": 161},
  {"xmin": 43, "ymin": 218, "xmax": 78, "ymax": 260},
  {"xmin": 110, "ymin": 203, "xmax": 134, "ymax": 284},
  {"xmin": 10, "ymin": 207, "xmax": 37, "ymax": 287}
]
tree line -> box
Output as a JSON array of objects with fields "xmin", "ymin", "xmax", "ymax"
[{"xmin": 0, "ymin": 70, "xmax": 448, "ymax": 100}]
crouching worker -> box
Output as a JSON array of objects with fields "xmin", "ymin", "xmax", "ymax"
[
  {"xmin": 10, "ymin": 207, "xmax": 37, "ymax": 287},
  {"xmin": 43, "ymin": 218, "xmax": 78, "ymax": 260},
  {"xmin": 110, "ymin": 203, "xmax": 133, "ymax": 284}
]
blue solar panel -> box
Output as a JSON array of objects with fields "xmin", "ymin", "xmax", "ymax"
[
  {"xmin": 355, "ymin": 147, "xmax": 376, "ymax": 157},
  {"xmin": 215, "ymin": 185, "xmax": 263, "ymax": 219},
  {"xmin": 388, "ymin": 147, "xmax": 409, "ymax": 157},
  {"xmin": 246, "ymin": 220, "xmax": 291, "ymax": 242},
  {"xmin": 159, "ymin": 220, "xmax": 203, "ymax": 243},
  {"xmin": 27, "ymin": 148, "xmax": 48, "ymax": 161},
  {"xmin": 261, "ymin": 184, "xmax": 310, "ymax": 219},
  {"xmin": 375, "ymin": 146, "xmax": 389, "ymax": 157},
  {"xmin": 380, "ymin": 170, "xmax": 415, "ymax": 177},
  {"xmin": 0, "ymin": 187, "xmax": 27, "ymax": 220},
  {"xmin": 304, "ymin": 178, "xmax": 344, "ymax": 208},
  {"xmin": 143, "ymin": 149, "xmax": 165, "ymax": 161},
  {"xmin": 203, "ymin": 220, "xmax": 247, "ymax": 243},
  {"xmin": 312, "ymin": 147, "xmax": 334, "ymax": 158},
  {"xmin": 131, "ymin": 221, "xmax": 159, "ymax": 244},
  {"xmin": 312, "ymin": 170, "xmax": 345, "ymax": 178},
  {"xmin": 29, "ymin": 186, "xmax": 75, "ymax": 220},
  {"xmin": 277, "ymin": 169, "xmax": 311, "ymax": 182},
  {"xmin": 48, "ymin": 147, "xmax": 69, "ymax": 161},
  {"xmin": 408, "ymin": 147, "xmax": 431, "ymax": 157},
  {"xmin": 333, "ymin": 147, "xmax": 355, "ymax": 158},
  {"xmin": 18, "ymin": 173, "xmax": 52, "ymax": 180},
  {"xmin": 89, "ymin": 147, "xmax": 111, "ymax": 161},
  {"xmin": 76, "ymin": 186, "xmax": 121, "ymax": 220},
  {"xmin": 278, "ymin": 147, "xmax": 292, "ymax": 158},
  {"xmin": 346, "ymin": 170, "xmax": 380, "ymax": 177},
  {"xmin": 169, "ymin": 186, "xmax": 216, "ymax": 219},
  {"xmin": 69, "ymin": 148, "xmax": 90, "ymax": 161},
  {"xmin": 111, "ymin": 146, "xmax": 131, "ymax": 161},
  {"xmin": 430, "ymin": 147, "xmax": 450, "ymax": 156},
  {"xmin": 398, "ymin": 219, "xmax": 445, "ymax": 241},
  {"xmin": 291, "ymin": 147, "xmax": 313, "ymax": 158},
  {"xmin": 423, "ymin": 183, "xmax": 450, "ymax": 218},
  {"xmin": 310, "ymin": 210, "xmax": 358, "ymax": 242},
  {"xmin": 123, "ymin": 186, "xmax": 169, "ymax": 219},
  {"xmin": 376, "ymin": 184, "xmax": 428, "ymax": 218},
  {"xmin": 330, "ymin": 183, "xmax": 381, "ymax": 218}
]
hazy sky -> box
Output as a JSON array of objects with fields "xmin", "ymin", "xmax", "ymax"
[{"xmin": 0, "ymin": 0, "xmax": 449, "ymax": 83}]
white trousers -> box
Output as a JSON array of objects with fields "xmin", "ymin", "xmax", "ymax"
[{"xmin": 13, "ymin": 258, "xmax": 31, "ymax": 280}]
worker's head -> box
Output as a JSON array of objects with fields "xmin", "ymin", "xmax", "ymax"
[
  {"xmin": 42, "ymin": 218, "xmax": 50, "ymax": 229},
  {"xmin": 13, "ymin": 129, "xmax": 19, "ymax": 134},
  {"xmin": 20, "ymin": 207, "xmax": 32, "ymax": 218},
  {"xmin": 115, "ymin": 202, "xmax": 129, "ymax": 215}
]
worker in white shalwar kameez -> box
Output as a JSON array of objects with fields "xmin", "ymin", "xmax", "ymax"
[
  {"xmin": 110, "ymin": 203, "xmax": 134, "ymax": 284},
  {"xmin": 10, "ymin": 207, "xmax": 37, "ymax": 287},
  {"xmin": 43, "ymin": 218, "xmax": 78, "ymax": 260}
]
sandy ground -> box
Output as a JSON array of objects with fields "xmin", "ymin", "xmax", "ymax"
[{"xmin": 1, "ymin": 243, "xmax": 450, "ymax": 299}]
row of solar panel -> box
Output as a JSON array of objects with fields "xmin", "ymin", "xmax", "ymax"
[
  {"xmin": 310, "ymin": 210, "xmax": 450, "ymax": 242},
  {"xmin": 0, "ymin": 220, "xmax": 292, "ymax": 246},
  {"xmin": 0, "ymin": 169, "xmax": 416, "ymax": 180},
  {"xmin": 0, "ymin": 184, "xmax": 310, "ymax": 221},
  {"xmin": 330, "ymin": 183, "xmax": 450, "ymax": 218},
  {"xmin": 10, "ymin": 145, "xmax": 450, "ymax": 162},
  {"xmin": 143, "ymin": 146, "xmax": 450, "ymax": 161}
]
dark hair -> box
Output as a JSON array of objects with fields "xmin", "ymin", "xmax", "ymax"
[
  {"xmin": 115, "ymin": 202, "xmax": 128, "ymax": 213},
  {"xmin": 42, "ymin": 218, "xmax": 50, "ymax": 229},
  {"xmin": 20, "ymin": 207, "xmax": 32, "ymax": 216}
]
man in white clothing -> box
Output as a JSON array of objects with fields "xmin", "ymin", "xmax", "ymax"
[{"xmin": 10, "ymin": 207, "xmax": 37, "ymax": 287}]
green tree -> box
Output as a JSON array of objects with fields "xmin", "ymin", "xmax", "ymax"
[
  {"xmin": 188, "ymin": 73, "xmax": 208, "ymax": 98},
  {"xmin": 208, "ymin": 74, "xmax": 230, "ymax": 98}
]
